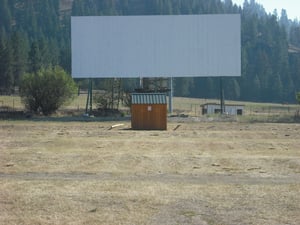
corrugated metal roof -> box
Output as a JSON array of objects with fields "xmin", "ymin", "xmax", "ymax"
[{"xmin": 131, "ymin": 93, "xmax": 167, "ymax": 104}]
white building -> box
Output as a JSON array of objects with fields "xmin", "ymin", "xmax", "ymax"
[{"xmin": 201, "ymin": 103, "xmax": 244, "ymax": 115}]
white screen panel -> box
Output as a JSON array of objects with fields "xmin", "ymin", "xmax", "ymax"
[{"xmin": 71, "ymin": 14, "xmax": 241, "ymax": 78}]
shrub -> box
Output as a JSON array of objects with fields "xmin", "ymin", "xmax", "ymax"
[
  {"xmin": 20, "ymin": 67, "xmax": 77, "ymax": 115},
  {"xmin": 93, "ymin": 92, "xmax": 110, "ymax": 109}
]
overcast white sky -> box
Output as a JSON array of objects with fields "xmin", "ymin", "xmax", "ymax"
[{"xmin": 231, "ymin": 0, "xmax": 300, "ymax": 20}]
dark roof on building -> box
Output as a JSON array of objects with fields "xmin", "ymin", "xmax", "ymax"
[{"xmin": 131, "ymin": 93, "xmax": 167, "ymax": 104}]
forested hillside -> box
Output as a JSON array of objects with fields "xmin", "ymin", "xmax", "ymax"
[{"xmin": 1, "ymin": 0, "xmax": 300, "ymax": 103}]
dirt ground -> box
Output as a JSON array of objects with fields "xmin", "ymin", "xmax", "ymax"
[{"xmin": 0, "ymin": 119, "xmax": 300, "ymax": 225}]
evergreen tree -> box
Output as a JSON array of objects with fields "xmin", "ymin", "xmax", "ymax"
[
  {"xmin": 174, "ymin": 77, "xmax": 194, "ymax": 97},
  {"xmin": 59, "ymin": 46, "xmax": 71, "ymax": 74},
  {"xmin": 290, "ymin": 24, "xmax": 300, "ymax": 47},
  {"xmin": 0, "ymin": 39, "xmax": 13, "ymax": 93},
  {"xmin": 10, "ymin": 31, "xmax": 29, "ymax": 88},
  {"xmin": 279, "ymin": 9, "xmax": 290, "ymax": 34},
  {"xmin": 270, "ymin": 73, "xmax": 283, "ymax": 102},
  {"xmin": 0, "ymin": 39, "xmax": 6, "ymax": 92},
  {"xmin": 0, "ymin": 0, "xmax": 12, "ymax": 33},
  {"xmin": 289, "ymin": 54, "xmax": 300, "ymax": 96},
  {"xmin": 23, "ymin": 1, "xmax": 39, "ymax": 39},
  {"xmin": 28, "ymin": 42, "xmax": 42, "ymax": 74},
  {"xmin": 224, "ymin": 78, "xmax": 240, "ymax": 100},
  {"xmin": 72, "ymin": 0, "xmax": 85, "ymax": 16}
]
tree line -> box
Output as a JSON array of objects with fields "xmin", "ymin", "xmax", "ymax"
[{"xmin": 0, "ymin": 0, "xmax": 300, "ymax": 103}]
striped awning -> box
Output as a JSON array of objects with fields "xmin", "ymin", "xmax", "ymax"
[{"xmin": 131, "ymin": 93, "xmax": 167, "ymax": 104}]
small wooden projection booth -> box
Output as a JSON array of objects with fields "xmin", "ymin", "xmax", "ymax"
[{"xmin": 131, "ymin": 93, "xmax": 167, "ymax": 130}]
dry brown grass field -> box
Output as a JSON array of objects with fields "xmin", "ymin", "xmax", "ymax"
[
  {"xmin": 1, "ymin": 118, "xmax": 300, "ymax": 225},
  {"xmin": 1, "ymin": 95, "xmax": 300, "ymax": 224}
]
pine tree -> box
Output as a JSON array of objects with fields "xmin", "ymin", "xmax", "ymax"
[
  {"xmin": 10, "ymin": 31, "xmax": 29, "ymax": 88},
  {"xmin": 0, "ymin": 0, "xmax": 12, "ymax": 33},
  {"xmin": 0, "ymin": 39, "xmax": 13, "ymax": 93},
  {"xmin": 72, "ymin": 0, "xmax": 85, "ymax": 16},
  {"xmin": 28, "ymin": 42, "xmax": 42, "ymax": 74},
  {"xmin": 289, "ymin": 24, "xmax": 300, "ymax": 47}
]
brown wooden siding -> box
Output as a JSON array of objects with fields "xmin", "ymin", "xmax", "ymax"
[{"xmin": 131, "ymin": 104, "xmax": 167, "ymax": 130}]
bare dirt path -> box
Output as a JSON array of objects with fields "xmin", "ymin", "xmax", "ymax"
[{"xmin": 1, "ymin": 171, "xmax": 300, "ymax": 185}]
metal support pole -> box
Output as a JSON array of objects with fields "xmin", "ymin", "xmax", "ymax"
[
  {"xmin": 89, "ymin": 78, "xmax": 93, "ymax": 114},
  {"xmin": 220, "ymin": 77, "xmax": 225, "ymax": 114},
  {"xmin": 139, "ymin": 77, "xmax": 143, "ymax": 89},
  {"xmin": 85, "ymin": 78, "xmax": 93, "ymax": 115},
  {"xmin": 169, "ymin": 77, "xmax": 173, "ymax": 114},
  {"xmin": 85, "ymin": 79, "xmax": 90, "ymax": 114}
]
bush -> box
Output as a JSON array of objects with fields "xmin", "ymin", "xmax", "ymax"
[
  {"xmin": 20, "ymin": 67, "xmax": 77, "ymax": 115},
  {"xmin": 93, "ymin": 92, "xmax": 110, "ymax": 109}
]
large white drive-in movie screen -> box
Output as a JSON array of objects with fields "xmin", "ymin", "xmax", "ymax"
[{"xmin": 71, "ymin": 14, "xmax": 241, "ymax": 78}]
